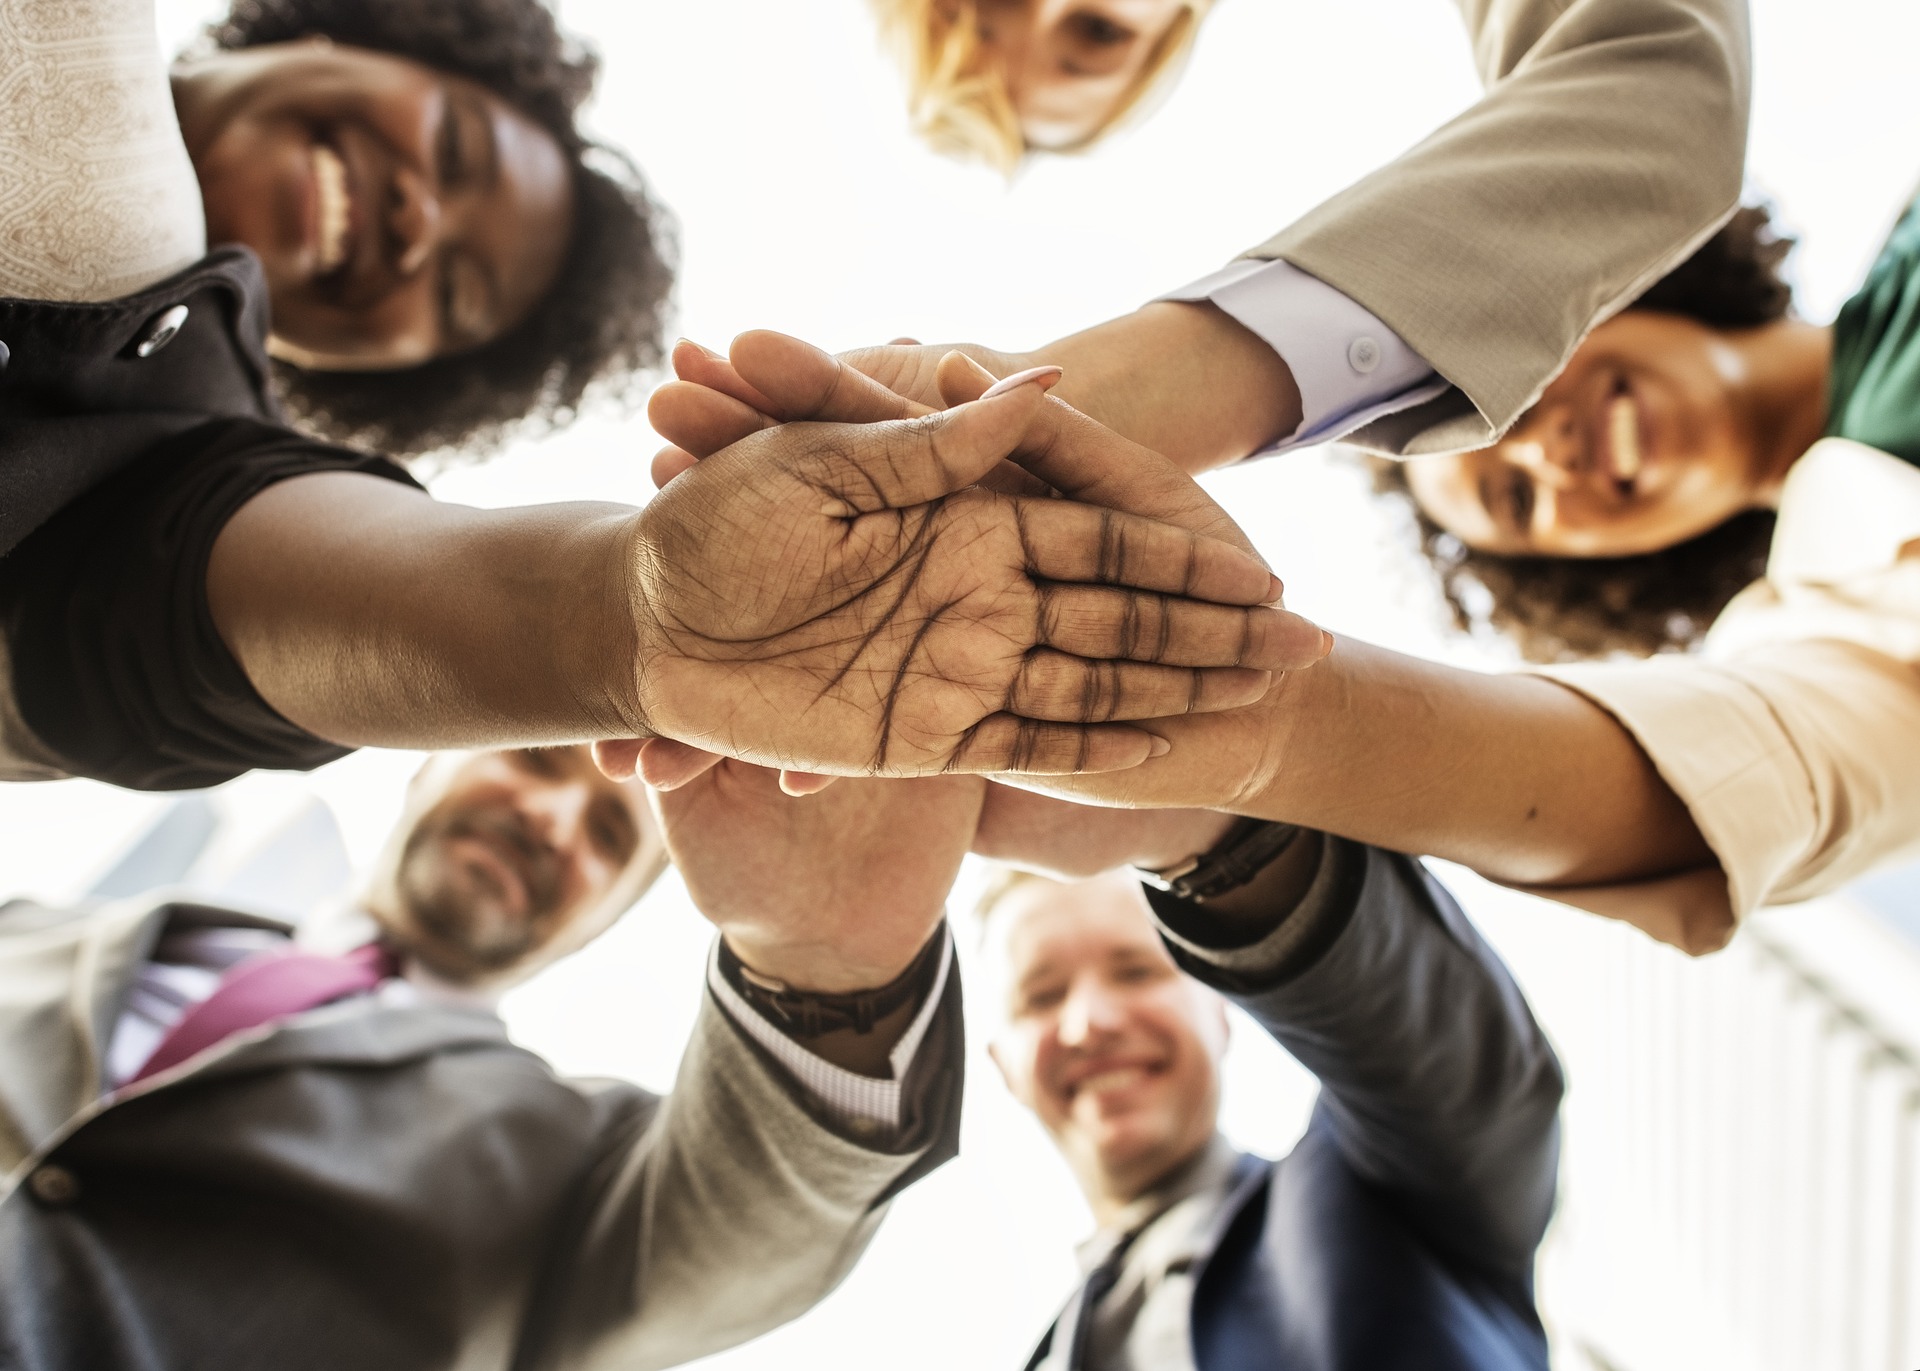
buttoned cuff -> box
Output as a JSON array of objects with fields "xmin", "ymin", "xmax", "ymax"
[
  {"xmin": 706, "ymin": 930, "xmax": 953, "ymax": 1141},
  {"xmin": 1158, "ymin": 259, "xmax": 1447, "ymax": 457},
  {"xmin": 1146, "ymin": 833, "xmax": 1359, "ymax": 985}
]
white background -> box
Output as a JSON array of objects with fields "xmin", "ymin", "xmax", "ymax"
[{"xmin": 7, "ymin": 0, "xmax": 1920, "ymax": 1365}]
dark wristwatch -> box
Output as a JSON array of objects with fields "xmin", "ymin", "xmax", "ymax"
[
  {"xmin": 1136, "ymin": 819, "xmax": 1303, "ymax": 904},
  {"xmin": 717, "ymin": 930, "xmax": 944, "ymax": 1039}
]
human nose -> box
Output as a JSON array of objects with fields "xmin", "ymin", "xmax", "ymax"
[
  {"xmin": 1057, "ymin": 975, "xmax": 1125, "ymax": 1048},
  {"xmin": 388, "ymin": 166, "xmax": 443, "ymax": 278},
  {"xmin": 1502, "ymin": 405, "xmax": 1584, "ymax": 489},
  {"xmin": 519, "ymin": 780, "xmax": 594, "ymax": 857}
]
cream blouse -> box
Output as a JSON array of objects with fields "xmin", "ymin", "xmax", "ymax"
[{"xmin": 1539, "ymin": 439, "xmax": 1920, "ymax": 927}]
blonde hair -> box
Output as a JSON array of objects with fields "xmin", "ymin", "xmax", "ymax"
[{"xmin": 870, "ymin": 0, "xmax": 1211, "ymax": 173}]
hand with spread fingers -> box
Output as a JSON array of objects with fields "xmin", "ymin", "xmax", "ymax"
[
  {"xmin": 629, "ymin": 330, "xmax": 1329, "ymax": 791},
  {"xmin": 627, "ymin": 369, "xmax": 1327, "ymax": 784}
]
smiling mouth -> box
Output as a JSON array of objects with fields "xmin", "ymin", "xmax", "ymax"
[
  {"xmin": 1069, "ymin": 1063, "xmax": 1159, "ymax": 1099},
  {"xmin": 1606, "ymin": 392, "xmax": 1644, "ymax": 485},
  {"xmin": 312, "ymin": 142, "xmax": 351, "ymax": 277}
]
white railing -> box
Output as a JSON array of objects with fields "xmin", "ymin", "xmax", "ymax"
[{"xmin": 1463, "ymin": 874, "xmax": 1920, "ymax": 1371}]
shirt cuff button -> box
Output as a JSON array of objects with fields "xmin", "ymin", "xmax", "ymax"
[{"xmin": 1348, "ymin": 337, "xmax": 1382, "ymax": 374}]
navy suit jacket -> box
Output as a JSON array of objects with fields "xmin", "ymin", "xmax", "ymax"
[{"xmin": 1030, "ymin": 842, "xmax": 1562, "ymax": 1371}]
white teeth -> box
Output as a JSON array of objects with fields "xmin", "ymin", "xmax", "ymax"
[
  {"xmin": 1608, "ymin": 395, "xmax": 1642, "ymax": 481},
  {"xmin": 1077, "ymin": 1068, "xmax": 1145, "ymax": 1094},
  {"xmin": 313, "ymin": 144, "xmax": 349, "ymax": 274}
]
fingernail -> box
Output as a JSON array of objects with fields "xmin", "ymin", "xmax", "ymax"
[
  {"xmin": 1320, "ymin": 629, "xmax": 1335, "ymax": 656},
  {"xmin": 1147, "ymin": 735, "xmax": 1171, "ymax": 758},
  {"xmin": 1267, "ymin": 574, "xmax": 1286, "ymax": 605},
  {"xmin": 680, "ymin": 337, "xmax": 723, "ymax": 361},
  {"xmin": 981, "ymin": 364, "xmax": 1064, "ymax": 399}
]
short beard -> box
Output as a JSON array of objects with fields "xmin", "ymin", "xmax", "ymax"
[{"xmin": 389, "ymin": 802, "xmax": 566, "ymax": 984}]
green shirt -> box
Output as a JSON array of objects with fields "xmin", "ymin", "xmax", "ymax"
[{"xmin": 1828, "ymin": 194, "xmax": 1920, "ymax": 465}]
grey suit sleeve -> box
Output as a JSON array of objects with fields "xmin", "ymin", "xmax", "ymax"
[
  {"xmin": 524, "ymin": 973, "xmax": 963, "ymax": 1371},
  {"xmin": 1147, "ymin": 840, "xmax": 1563, "ymax": 1280},
  {"xmin": 1254, "ymin": 0, "xmax": 1749, "ymax": 454}
]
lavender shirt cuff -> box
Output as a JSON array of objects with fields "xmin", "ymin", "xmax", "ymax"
[{"xmin": 1158, "ymin": 258, "xmax": 1448, "ymax": 457}]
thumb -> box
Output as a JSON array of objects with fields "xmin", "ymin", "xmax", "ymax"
[
  {"xmin": 802, "ymin": 370, "xmax": 1057, "ymax": 515},
  {"xmin": 936, "ymin": 353, "xmax": 1267, "ymax": 562},
  {"xmin": 731, "ymin": 330, "xmax": 936, "ymax": 424}
]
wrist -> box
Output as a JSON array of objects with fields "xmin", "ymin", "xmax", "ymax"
[
  {"xmin": 1126, "ymin": 809, "xmax": 1238, "ymax": 872},
  {"xmin": 1036, "ymin": 303, "xmax": 1301, "ymax": 473},
  {"xmin": 605, "ymin": 509, "xmax": 666, "ymax": 739},
  {"xmin": 721, "ymin": 919, "xmax": 938, "ymax": 995}
]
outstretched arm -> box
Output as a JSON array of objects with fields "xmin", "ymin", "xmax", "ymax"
[
  {"xmin": 838, "ymin": 0, "xmax": 1748, "ymax": 467},
  {"xmin": 529, "ymin": 766, "xmax": 979, "ymax": 1368},
  {"xmin": 1150, "ymin": 837, "xmax": 1565, "ymax": 1285},
  {"xmin": 203, "ymin": 376, "xmax": 1326, "ymax": 784},
  {"xmin": 1000, "ymin": 636, "xmax": 1722, "ymax": 952}
]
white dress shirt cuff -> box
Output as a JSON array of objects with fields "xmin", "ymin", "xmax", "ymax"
[
  {"xmin": 706, "ymin": 929, "xmax": 953, "ymax": 1141},
  {"xmin": 1158, "ymin": 259, "xmax": 1448, "ymax": 456}
]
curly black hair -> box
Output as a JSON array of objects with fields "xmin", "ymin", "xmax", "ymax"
[
  {"xmin": 1377, "ymin": 204, "xmax": 1795, "ymax": 662},
  {"xmin": 207, "ymin": 0, "xmax": 677, "ymax": 461}
]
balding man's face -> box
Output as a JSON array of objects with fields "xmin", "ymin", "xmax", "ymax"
[
  {"xmin": 388, "ymin": 747, "xmax": 651, "ymax": 982},
  {"xmin": 988, "ymin": 873, "xmax": 1225, "ymax": 1202}
]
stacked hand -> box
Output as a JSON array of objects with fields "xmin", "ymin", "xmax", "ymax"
[
  {"xmin": 635, "ymin": 331, "xmax": 1328, "ymax": 795},
  {"xmin": 645, "ymin": 329, "xmax": 1327, "ymax": 1003}
]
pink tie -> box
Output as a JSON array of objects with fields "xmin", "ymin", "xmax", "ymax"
[{"xmin": 130, "ymin": 942, "xmax": 397, "ymax": 1084}]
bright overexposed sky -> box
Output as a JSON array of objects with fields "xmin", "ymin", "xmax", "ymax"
[{"xmin": 7, "ymin": 0, "xmax": 1920, "ymax": 1366}]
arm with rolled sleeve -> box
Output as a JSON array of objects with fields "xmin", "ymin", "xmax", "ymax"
[
  {"xmin": 1527, "ymin": 439, "xmax": 1920, "ymax": 928},
  {"xmin": 1147, "ymin": 836, "xmax": 1564, "ymax": 1280}
]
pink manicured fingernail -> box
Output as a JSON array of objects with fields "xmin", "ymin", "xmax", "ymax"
[
  {"xmin": 1147, "ymin": 735, "xmax": 1172, "ymax": 758},
  {"xmin": 981, "ymin": 364, "xmax": 1064, "ymax": 399}
]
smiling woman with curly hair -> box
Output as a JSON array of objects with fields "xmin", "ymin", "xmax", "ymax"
[{"xmin": 199, "ymin": 0, "xmax": 675, "ymax": 459}]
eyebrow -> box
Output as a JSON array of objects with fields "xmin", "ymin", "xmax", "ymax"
[{"xmin": 468, "ymin": 91, "xmax": 502, "ymax": 190}]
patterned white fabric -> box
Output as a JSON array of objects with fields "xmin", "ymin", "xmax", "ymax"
[
  {"xmin": 706, "ymin": 931, "xmax": 953, "ymax": 1141},
  {"xmin": 0, "ymin": 0, "xmax": 206, "ymax": 302}
]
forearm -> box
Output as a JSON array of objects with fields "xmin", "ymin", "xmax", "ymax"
[
  {"xmin": 1243, "ymin": 639, "xmax": 1712, "ymax": 887},
  {"xmin": 1030, "ymin": 636, "xmax": 1711, "ymax": 891},
  {"xmin": 1028, "ymin": 302, "xmax": 1302, "ymax": 473},
  {"xmin": 207, "ymin": 472, "xmax": 643, "ymax": 749}
]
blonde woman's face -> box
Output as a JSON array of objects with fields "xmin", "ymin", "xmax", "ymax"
[{"xmin": 972, "ymin": 0, "xmax": 1193, "ymax": 148}]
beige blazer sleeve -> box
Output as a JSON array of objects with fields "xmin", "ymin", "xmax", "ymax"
[
  {"xmin": 1255, "ymin": 0, "xmax": 1750, "ymax": 455},
  {"xmin": 1535, "ymin": 441, "xmax": 1920, "ymax": 928},
  {"xmin": 534, "ymin": 972, "xmax": 961, "ymax": 1371}
]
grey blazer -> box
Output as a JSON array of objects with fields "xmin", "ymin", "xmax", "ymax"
[{"xmin": 0, "ymin": 896, "xmax": 962, "ymax": 1371}]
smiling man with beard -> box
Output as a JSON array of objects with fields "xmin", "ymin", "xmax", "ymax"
[
  {"xmin": 0, "ymin": 743, "xmax": 967, "ymax": 1370},
  {"xmin": 976, "ymin": 824, "xmax": 1564, "ymax": 1371}
]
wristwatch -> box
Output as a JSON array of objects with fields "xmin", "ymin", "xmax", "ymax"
[
  {"xmin": 717, "ymin": 930, "xmax": 944, "ymax": 1039},
  {"xmin": 1136, "ymin": 819, "xmax": 1303, "ymax": 904}
]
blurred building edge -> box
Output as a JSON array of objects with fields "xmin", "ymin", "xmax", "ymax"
[
  {"xmin": 1529, "ymin": 866, "xmax": 1920, "ymax": 1371},
  {"xmin": 82, "ymin": 794, "xmax": 353, "ymax": 927},
  {"xmin": 84, "ymin": 795, "xmax": 218, "ymax": 899}
]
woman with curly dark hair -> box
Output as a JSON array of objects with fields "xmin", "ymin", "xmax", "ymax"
[
  {"xmin": 185, "ymin": 0, "xmax": 675, "ymax": 458},
  {"xmin": 1376, "ymin": 203, "xmax": 1841, "ymax": 660},
  {"xmin": 0, "ymin": 0, "xmax": 1307, "ymax": 796}
]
